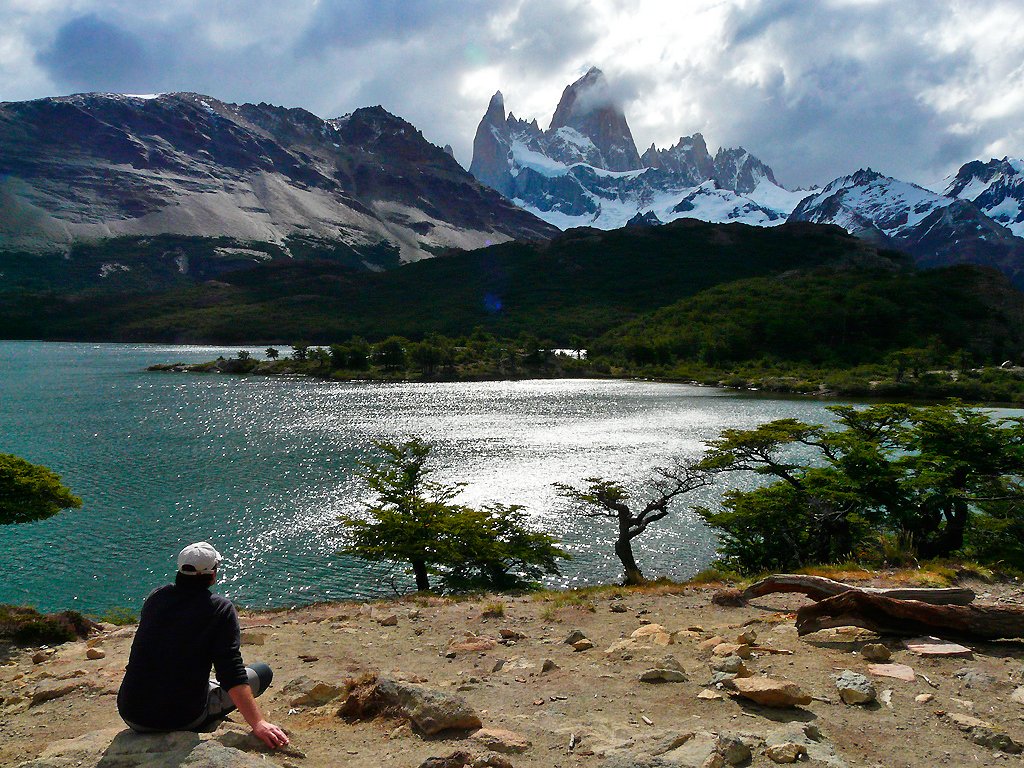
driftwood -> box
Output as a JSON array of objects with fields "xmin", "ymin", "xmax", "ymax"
[
  {"xmin": 743, "ymin": 574, "xmax": 975, "ymax": 605},
  {"xmin": 796, "ymin": 590, "xmax": 1024, "ymax": 640}
]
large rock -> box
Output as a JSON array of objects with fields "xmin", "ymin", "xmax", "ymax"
[
  {"xmin": 30, "ymin": 679, "xmax": 98, "ymax": 706},
  {"xmin": 731, "ymin": 677, "xmax": 812, "ymax": 708},
  {"xmin": 339, "ymin": 676, "xmax": 482, "ymax": 735},
  {"xmin": 15, "ymin": 727, "xmax": 270, "ymax": 768}
]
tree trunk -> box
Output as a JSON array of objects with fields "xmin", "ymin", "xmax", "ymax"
[
  {"xmin": 411, "ymin": 559, "xmax": 430, "ymax": 591},
  {"xmin": 614, "ymin": 535, "xmax": 645, "ymax": 586},
  {"xmin": 743, "ymin": 574, "xmax": 975, "ymax": 605},
  {"xmin": 796, "ymin": 590, "xmax": 1024, "ymax": 640}
]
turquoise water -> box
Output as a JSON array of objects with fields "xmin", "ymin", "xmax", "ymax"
[{"xmin": 0, "ymin": 342, "xmax": 878, "ymax": 614}]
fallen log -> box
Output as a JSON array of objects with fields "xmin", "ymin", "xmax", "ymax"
[
  {"xmin": 742, "ymin": 574, "xmax": 975, "ymax": 605},
  {"xmin": 796, "ymin": 590, "xmax": 1024, "ymax": 640}
]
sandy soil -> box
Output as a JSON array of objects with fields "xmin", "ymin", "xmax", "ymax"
[{"xmin": 2, "ymin": 579, "xmax": 1024, "ymax": 768}]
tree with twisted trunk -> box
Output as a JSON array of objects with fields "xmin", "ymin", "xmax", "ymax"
[{"xmin": 556, "ymin": 462, "xmax": 712, "ymax": 585}]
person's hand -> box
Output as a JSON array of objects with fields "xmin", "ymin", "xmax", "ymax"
[{"xmin": 252, "ymin": 720, "xmax": 289, "ymax": 749}]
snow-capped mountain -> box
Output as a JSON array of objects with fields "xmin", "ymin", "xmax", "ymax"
[
  {"xmin": 789, "ymin": 168, "xmax": 1024, "ymax": 283},
  {"xmin": 0, "ymin": 92, "xmax": 556, "ymax": 268},
  {"xmin": 469, "ymin": 68, "xmax": 807, "ymax": 230},
  {"xmin": 945, "ymin": 157, "xmax": 1024, "ymax": 238}
]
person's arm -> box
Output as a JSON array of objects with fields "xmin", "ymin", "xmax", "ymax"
[{"xmin": 227, "ymin": 683, "xmax": 289, "ymax": 749}]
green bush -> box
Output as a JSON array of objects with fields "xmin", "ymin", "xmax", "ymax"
[{"xmin": 0, "ymin": 605, "xmax": 95, "ymax": 646}]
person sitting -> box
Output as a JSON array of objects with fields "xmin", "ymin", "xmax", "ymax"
[{"xmin": 116, "ymin": 541, "xmax": 289, "ymax": 749}]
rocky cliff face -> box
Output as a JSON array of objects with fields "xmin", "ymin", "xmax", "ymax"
[
  {"xmin": 468, "ymin": 69, "xmax": 805, "ymax": 230},
  {"xmin": 0, "ymin": 92, "xmax": 557, "ymax": 272}
]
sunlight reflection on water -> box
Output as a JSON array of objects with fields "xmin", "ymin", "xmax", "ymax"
[{"xmin": 0, "ymin": 342, "xmax": 887, "ymax": 612}]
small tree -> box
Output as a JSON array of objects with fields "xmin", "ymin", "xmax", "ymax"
[
  {"xmin": 265, "ymin": 347, "xmax": 279, "ymax": 360},
  {"xmin": 291, "ymin": 343, "xmax": 309, "ymax": 362},
  {"xmin": 556, "ymin": 462, "xmax": 712, "ymax": 585},
  {"xmin": 237, "ymin": 350, "xmax": 251, "ymax": 361},
  {"xmin": 0, "ymin": 454, "xmax": 82, "ymax": 525},
  {"xmin": 339, "ymin": 440, "xmax": 565, "ymax": 591},
  {"xmin": 373, "ymin": 337, "xmax": 408, "ymax": 371}
]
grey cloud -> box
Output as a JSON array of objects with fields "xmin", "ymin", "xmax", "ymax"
[{"xmin": 36, "ymin": 14, "xmax": 155, "ymax": 93}]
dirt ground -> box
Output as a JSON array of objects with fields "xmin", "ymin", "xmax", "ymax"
[{"xmin": 2, "ymin": 578, "xmax": 1024, "ymax": 767}]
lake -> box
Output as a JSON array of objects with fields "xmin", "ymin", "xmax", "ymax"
[{"xmin": 1, "ymin": 341, "xmax": 867, "ymax": 614}]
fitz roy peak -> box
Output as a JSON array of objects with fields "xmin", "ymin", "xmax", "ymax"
[
  {"xmin": 469, "ymin": 67, "xmax": 806, "ymax": 230},
  {"xmin": 0, "ymin": 91, "xmax": 556, "ymax": 272}
]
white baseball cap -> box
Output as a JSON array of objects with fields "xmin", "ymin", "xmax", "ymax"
[{"xmin": 177, "ymin": 541, "xmax": 223, "ymax": 575}]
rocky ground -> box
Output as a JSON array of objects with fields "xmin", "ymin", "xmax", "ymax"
[{"xmin": 3, "ymin": 580, "xmax": 1024, "ymax": 768}]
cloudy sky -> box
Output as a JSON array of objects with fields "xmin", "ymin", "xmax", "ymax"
[{"xmin": 2, "ymin": 0, "xmax": 1022, "ymax": 189}]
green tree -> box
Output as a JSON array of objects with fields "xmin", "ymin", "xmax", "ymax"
[
  {"xmin": 291, "ymin": 343, "xmax": 309, "ymax": 362},
  {"xmin": 0, "ymin": 454, "xmax": 82, "ymax": 525},
  {"xmin": 237, "ymin": 350, "xmax": 251, "ymax": 361},
  {"xmin": 265, "ymin": 347, "xmax": 279, "ymax": 360},
  {"xmin": 696, "ymin": 402, "xmax": 1024, "ymax": 572},
  {"xmin": 339, "ymin": 440, "xmax": 565, "ymax": 591},
  {"xmin": 373, "ymin": 337, "xmax": 408, "ymax": 371},
  {"xmin": 556, "ymin": 462, "xmax": 712, "ymax": 585}
]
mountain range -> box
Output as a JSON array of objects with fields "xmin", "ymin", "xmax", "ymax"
[
  {"xmin": 0, "ymin": 92, "xmax": 555, "ymax": 274},
  {"xmin": 469, "ymin": 68, "xmax": 1024, "ymax": 284}
]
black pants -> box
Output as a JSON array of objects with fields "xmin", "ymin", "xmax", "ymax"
[{"xmin": 124, "ymin": 662, "xmax": 273, "ymax": 732}]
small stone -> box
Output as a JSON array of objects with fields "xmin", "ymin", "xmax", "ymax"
[
  {"xmin": 736, "ymin": 628, "xmax": 757, "ymax": 645},
  {"xmin": 954, "ymin": 667, "xmax": 998, "ymax": 689},
  {"xmin": 498, "ymin": 628, "xmax": 525, "ymax": 640},
  {"xmin": 698, "ymin": 636, "xmax": 726, "ymax": 656},
  {"xmin": 711, "ymin": 655, "xmax": 749, "ymax": 676},
  {"xmin": 905, "ymin": 637, "xmax": 973, "ymax": 658},
  {"xmin": 860, "ymin": 643, "xmax": 891, "ymax": 662},
  {"xmin": 564, "ymin": 629, "xmax": 587, "ymax": 645},
  {"xmin": 712, "ymin": 643, "xmax": 751, "ymax": 659},
  {"xmin": 835, "ymin": 670, "xmax": 876, "ymax": 705},
  {"xmin": 639, "ymin": 668, "xmax": 688, "ymax": 683},
  {"xmin": 491, "ymin": 659, "xmax": 505, "ymax": 673},
  {"xmin": 282, "ymin": 676, "xmax": 344, "ymax": 707},
  {"xmin": 915, "ymin": 693, "xmax": 934, "ymax": 704},
  {"xmin": 86, "ymin": 648, "xmax": 106, "ymax": 660},
  {"xmin": 298, "ymin": 654, "xmax": 319, "ymax": 663},
  {"xmin": 471, "ymin": 727, "xmax": 531, "ymax": 754},
  {"xmin": 630, "ymin": 624, "xmax": 668, "ymax": 639},
  {"xmin": 448, "ymin": 636, "xmax": 497, "ymax": 654},
  {"xmin": 731, "ymin": 677, "xmax": 811, "ymax": 707},
  {"xmin": 1011, "ymin": 686, "xmax": 1024, "ymax": 704},
  {"xmin": 716, "ymin": 734, "xmax": 751, "ymax": 765},
  {"xmin": 765, "ymin": 742, "xmax": 808, "ymax": 763},
  {"xmin": 240, "ymin": 630, "xmax": 266, "ymax": 646},
  {"xmin": 377, "ymin": 614, "xmax": 399, "ymax": 627},
  {"xmin": 571, "ymin": 639, "xmax": 594, "ymax": 652},
  {"xmin": 879, "ymin": 689, "xmax": 893, "ymax": 708},
  {"xmin": 541, "ymin": 659, "xmax": 558, "ymax": 674},
  {"xmin": 867, "ymin": 663, "xmax": 916, "ymax": 682},
  {"xmin": 31, "ymin": 650, "xmax": 55, "ymax": 665},
  {"xmin": 472, "ymin": 754, "xmax": 514, "ymax": 768},
  {"xmin": 712, "ymin": 588, "xmax": 746, "ymax": 606},
  {"xmin": 698, "ymin": 689, "xmax": 724, "ymax": 700},
  {"xmin": 610, "ymin": 603, "xmax": 628, "ymax": 613}
]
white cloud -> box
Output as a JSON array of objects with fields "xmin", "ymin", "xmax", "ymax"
[{"xmin": 0, "ymin": 0, "xmax": 1021, "ymax": 187}]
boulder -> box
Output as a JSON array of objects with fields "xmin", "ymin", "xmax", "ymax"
[
  {"xmin": 86, "ymin": 648, "xmax": 106, "ymax": 660},
  {"xmin": 731, "ymin": 677, "xmax": 812, "ymax": 708},
  {"xmin": 860, "ymin": 643, "xmax": 890, "ymax": 662},
  {"xmin": 339, "ymin": 676, "xmax": 482, "ymax": 735},
  {"xmin": 471, "ymin": 727, "xmax": 531, "ymax": 754},
  {"xmin": 835, "ymin": 670, "xmax": 876, "ymax": 705},
  {"xmin": 281, "ymin": 675, "xmax": 344, "ymax": 707},
  {"xmin": 15, "ymin": 727, "xmax": 271, "ymax": 768}
]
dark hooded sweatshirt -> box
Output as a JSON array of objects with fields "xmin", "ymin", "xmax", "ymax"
[{"xmin": 117, "ymin": 582, "xmax": 248, "ymax": 729}]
